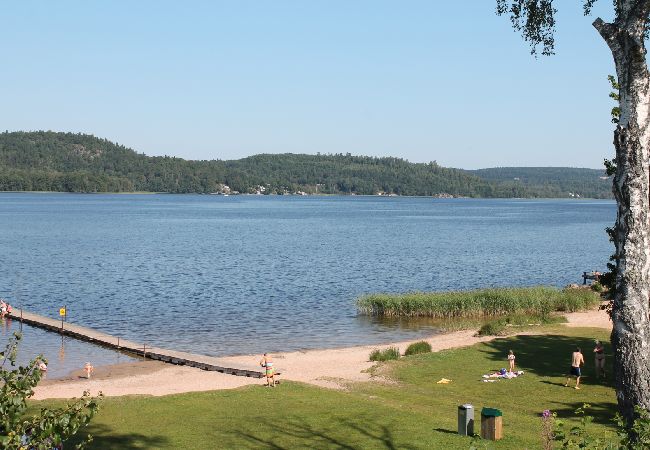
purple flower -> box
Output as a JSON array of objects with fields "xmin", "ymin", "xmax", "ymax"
[{"xmin": 542, "ymin": 409, "xmax": 551, "ymax": 418}]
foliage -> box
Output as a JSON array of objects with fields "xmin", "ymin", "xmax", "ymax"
[
  {"xmin": 541, "ymin": 409, "xmax": 554, "ymax": 450},
  {"xmin": 551, "ymin": 404, "xmax": 650, "ymax": 449},
  {"xmin": 495, "ymin": 0, "xmax": 557, "ymax": 56},
  {"xmin": 357, "ymin": 286, "xmax": 601, "ymax": 318},
  {"xmin": 0, "ymin": 333, "xmax": 100, "ymax": 449},
  {"xmin": 477, "ymin": 314, "xmax": 566, "ymax": 336},
  {"xmin": 590, "ymin": 282, "xmax": 604, "ymax": 293},
  {"xmin": 615, "ymin": 406, "xmax": 650, "ymax": 450},
  {"xmin": 478, "ymin": 319, "xmax": 510, "ymax": 336},
  {"xmin": 0, "ymin": 131, "xmax": 613, "ymax": 198},
  {"xmin": 369, "ymin": 347, "xmax": 400, "ymax": 362},
  {"xmin": 404, "ymin": 341, "xmax": 432, "ymax": 356},
  {"xmin": 553, "ymin": 404, "xmax": 608, "ymax": 449}
]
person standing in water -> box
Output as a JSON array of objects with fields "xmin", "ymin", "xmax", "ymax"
[
  {"xmin": 565, "ymin": 347, "xmax": 584, "ymax": 389},
  {"xmin": 259, "ymin": 353, "xmax": 275, "ymax": 387}
]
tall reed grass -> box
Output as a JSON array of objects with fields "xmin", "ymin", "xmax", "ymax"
[{"xmin": 356, "ymin": 287, "xmax": 599, "ymax": 318}]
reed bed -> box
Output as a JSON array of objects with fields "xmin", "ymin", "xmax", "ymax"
[{"xmin": 356, "ymin": 286, "xmax": 600, "ymax": 318}]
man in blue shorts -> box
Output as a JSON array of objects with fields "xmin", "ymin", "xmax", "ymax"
[{"xmin": 565, "ymin": 347, "xmax": 584, "ymax": 389}]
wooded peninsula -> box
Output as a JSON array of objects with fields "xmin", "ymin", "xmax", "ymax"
[{"xmin": 0, "ymin": 131, "xmax": 612, "ymax": 198}]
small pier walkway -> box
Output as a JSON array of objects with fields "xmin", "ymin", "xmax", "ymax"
[{"xmin": 7, "ymin": 309, "xmax": 264, "ymax": 378}]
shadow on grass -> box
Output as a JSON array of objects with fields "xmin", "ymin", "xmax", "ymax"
[
  {"xmin": 479, "ymin": 334, "xmax": 614, "ymax": 385},
  {"xmin": 433, "ymin": 427, "xmax": 458, "ymax": 435},
  {"xmin": 230, "ymin": 416, "xmax": 418, "ymax": 450},
  {"xmin": 69, "ymin": 423, "xmax": 170, "ymax": 450}
]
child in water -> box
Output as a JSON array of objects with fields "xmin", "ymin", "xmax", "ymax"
[{"xmin": 84, "ymin": 362, "xmax": 94, "ymax": 379}]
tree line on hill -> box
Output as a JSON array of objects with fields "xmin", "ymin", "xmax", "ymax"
[{"xmin": 0, "ymin": 131, "xmax": 612, "ymax": 198}]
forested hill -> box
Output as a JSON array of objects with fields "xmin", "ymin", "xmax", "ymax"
[
  {"xmin": 0, "ymin": 131, "xmax": 612, "ymax": 198},
  {"xmin": 467, "ymin": 167, "xmax": 612, "ymax": 199}
]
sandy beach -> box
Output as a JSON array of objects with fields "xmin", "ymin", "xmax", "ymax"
[{"xmin": 32, "ymin": 308, "xmax": 612, "ymax": 400}]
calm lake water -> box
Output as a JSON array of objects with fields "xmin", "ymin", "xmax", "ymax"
[{"xmin": 0, "ymin": 193, "xmax": 615, "ymax": 370}]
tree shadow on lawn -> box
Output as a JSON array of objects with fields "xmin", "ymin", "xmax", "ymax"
[
  {"xmin": 479, "ymin": 334, "xmax": 614, "ymax": 385},
  {"xmin": 68, "ymin": 423, "xmax": 171, "ymax": 450},
  {"xmin": 229, "ymin": 416, "xmax": 419, "ymax": 450},
  {"xmin": 479, "ymin": 334, "xmax": 617, "ymax": 427}
]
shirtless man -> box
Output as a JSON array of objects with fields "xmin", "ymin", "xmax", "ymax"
[{"xmin": 565, "ymin": 347, "xmax": 585, "ymax": 389}]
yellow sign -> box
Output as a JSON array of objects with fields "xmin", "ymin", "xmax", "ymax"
[{"xmin": 59, "ymin": 308, "xmax": 66, "ymax": 317}]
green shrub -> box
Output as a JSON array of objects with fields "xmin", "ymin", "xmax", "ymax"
[
  {"xmin": 591, "ymin": 281, "xmax": 604, "ymax": 293},
  {"xmin": 478, "ymin": 314, "xmax": 567, "ymax": 336},
  {"xmin": 369, "ymin": 347, "xmax": 400, "ymax": 362},
  {"xmin": 404, "ymin": 341, "xmax": 432, "ymax": 356},
  {"xmin": 478, "ymin": 319, "xmax": 508, "ymax": 336}
]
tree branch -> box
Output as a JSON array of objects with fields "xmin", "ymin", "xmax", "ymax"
[{"xmin": 594, "ymin": 18, "xmax": 622, "ymax": 54}]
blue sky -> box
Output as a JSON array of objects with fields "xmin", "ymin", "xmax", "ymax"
[{"xmin": 0, "ymin": 1, "xmax": 616, "ymax": 169}]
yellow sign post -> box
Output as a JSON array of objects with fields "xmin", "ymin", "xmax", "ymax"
[{"xmin": 59, "ymin": 306, "xmax": 66, "ymax": 332}]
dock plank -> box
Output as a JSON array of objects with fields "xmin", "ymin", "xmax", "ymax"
[{"xmin": 7, "ymin": 309, "xmax": 265, "ymax": 378}]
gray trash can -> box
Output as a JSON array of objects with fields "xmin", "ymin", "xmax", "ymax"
[{"xmin": 458, "ymin": 403, "xmax": 474, "ymax": 436}]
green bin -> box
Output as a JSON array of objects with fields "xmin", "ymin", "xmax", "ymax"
[{"xmin": 480, "ymin": 407, "xmax": 503, "ymax": 440}]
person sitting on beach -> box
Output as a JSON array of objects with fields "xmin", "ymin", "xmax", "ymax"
[
  {"xmin": 565, "ymin": 347, "xmax": 584, "ymax": 389},
  {"xmin": 507, "ymin": 350, "xmax": 516, "ymax": 373},
  {"xmin": 0, "ymin": 299, "xmax": 7, "ymax": 318},
  {"xmin": 594, "ymin": 340, "xmax": 606, "ymax": 380},
  {"xmin": 259, "ymin": 353, "xmax": 275, "ymax": 387}
]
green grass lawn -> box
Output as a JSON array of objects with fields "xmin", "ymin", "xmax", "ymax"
[{"xmin": 40, "ymin": 326, "xmax": 617, "ymax": 449}]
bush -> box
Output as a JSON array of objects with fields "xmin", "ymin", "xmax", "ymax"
[
  {"xmin": 591, "ymin": 281, "xmax": 604, "ymax": 293},
  {"xmin": 404, "ymin": 341, "xmax": 432, "ymax": 356},
  {"xmin": 369, "ymin": 347, "xmax": 400, "ymax": 362},
  {"xmin": 551, "ymin": 403, "xmax": 650, "ymax": 449},
  {"xmin": 478, "ymin": 319, "xmax": 508, "ymax": 336},
  {"xmin": 0, "ymin": 333, "xmax": 100, "ymax": 449},
  {"xmin": 478, "ymin": 314, "xmax": 567, "ymax": 336}
]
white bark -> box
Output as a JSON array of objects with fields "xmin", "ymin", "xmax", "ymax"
[{"xmin": 594, "ymin": 1, "xmax": 650, "ymax": 422}]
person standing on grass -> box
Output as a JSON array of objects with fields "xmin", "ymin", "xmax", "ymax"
[
  {"xmin": 507, "ymin": 350, "xmax": 516, "ymax": 373},
  {"xmin": 565, "ymin": 347, "xmax": 584, "ymax": 389},
  {"xmin": 593, "ymin": 340, "xmax": 606, "ymax": 380},
  {"xmin": 259, "ymin": 353, "xmax": 275, "ymax": 387}
]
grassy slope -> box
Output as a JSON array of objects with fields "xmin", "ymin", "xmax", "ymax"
[{"xmin": 45, "ymin": 326, "xmax": 616, "ymax": 449}]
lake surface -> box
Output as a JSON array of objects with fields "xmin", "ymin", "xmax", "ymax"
[{"xmin": 0, "ymin": 194, "xmax": 615, "ymax": 363}]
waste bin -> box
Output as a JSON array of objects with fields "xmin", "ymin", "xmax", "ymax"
[
  {"xmin": 458, "ymin": 403, "xmax": 474, "ymax": 436},
  {"xmin": 480, "ymin": 407, "xmax": 503, "ymax": 441}
]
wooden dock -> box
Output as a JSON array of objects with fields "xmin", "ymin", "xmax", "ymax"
[
  {"xmin": 6, "ymin": 309, "xmax": 264, "ymax": 378},
  {"xmin": 582, "ymin": 271, "xmax": 602, "ymax": 285}
]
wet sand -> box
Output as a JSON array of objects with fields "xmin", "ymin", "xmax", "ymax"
[{"xmin": 31, "ymin": 308, "xmax": 612, "ymax": 399}]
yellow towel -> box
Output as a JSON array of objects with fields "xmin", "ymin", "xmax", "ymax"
[{"xmin": 436, "ymin": 378, "xmax": 452, "ymax": 384}]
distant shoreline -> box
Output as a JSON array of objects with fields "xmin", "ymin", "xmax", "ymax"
[{"xmin": 0, "ymin": 190, "xmax": 614, "ymax": 200}]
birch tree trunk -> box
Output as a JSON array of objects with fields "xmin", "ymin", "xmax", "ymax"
[{"xmin": 594, "ymin": 0, "xmax": 650, "ymax": 422}]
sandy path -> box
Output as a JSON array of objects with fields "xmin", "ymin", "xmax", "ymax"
[{"xmin": 31, "ymin": 308, "xmax": 612, "ymax": 400}]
